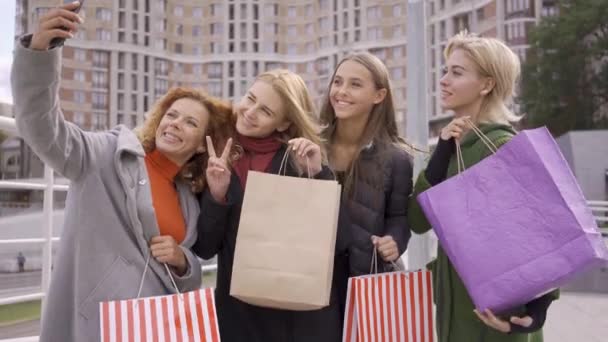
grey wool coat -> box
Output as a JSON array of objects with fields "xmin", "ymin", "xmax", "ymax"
[{"xmin": 11, "ymin": 38, "xmax": 202, "ymax": 341}]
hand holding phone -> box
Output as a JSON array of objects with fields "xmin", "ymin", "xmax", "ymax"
[{"xmin": 30, "ymin": 1, "xmax": 84, "ymax": 50}]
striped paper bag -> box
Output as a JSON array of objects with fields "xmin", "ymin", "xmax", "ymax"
[
  {"xmin": 99, "ymin": 288, "xmax": 220, "ymax": 342},
  {"xmin": 343, "ymin": 270, "xmax": 434, "ymax": 342}
]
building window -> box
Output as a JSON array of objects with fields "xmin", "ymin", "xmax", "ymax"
[
  {"xmin": 92, "ymin": 71, "xmax": 108, "ymax": 88},
  {"xmin": 288, "ymin": 25, "xmax": 297, "ymax": 37},
  {"xmin": 393, "ymin": 25, "xmax": 403, "ymax": 37},
  {"xmin": 73, "ymin": 112, "xmax": 86, "ymax": 127},
  {"xmin": 74, "ymin": 49, "xmax": 86, "ymax": 62},
  {"xmin": 306, "ymin": 5, "xmax": 314, "ymax": 16},
  {"xmin": 306, "ymin": 43, "xmax": 315, "ymax": 54},
  {"xmin": 96, "ymin": 8, "xmax": 112, "ymax": 21},
  {"xmin": 265, "ymin": 4, "xmax": 278, "ymax": 16},
  {"xmin": 288, "ymin": 6, "xmax": 297, "ymax": 18},
  {"xmin": 193, "ymin": 7, "xmax": 203, "ymax": 18},
  {"xmin": 393, "ymin": 46, "xmax": 404, "ymax": 57},
  {"xmin": 208, "ymin": 63, "xmax": 222, "ymax": 79},
  {"xmin": 73, "ymin": 91, "xmax": 86, "ymax": 104},
  {"xmin": 211, "ymin": 4, "xmax": 222, "ymax": 16},
  {"xmin": 96, "ymin": 28, "xmax": 111, "ymax": 41},
  {"xmin": 74, "ymin": 70, "xmax": 85, "ymax": 82},
  {"xmin": 393, "ymin": 4, "xmax": 402, "ymax": 17},
  {"xmin": 367, "ymin": 27, "xmax": 381, "ymax": 40},
  {"xmin": 92, "ymin": 92, "xmax": 107, "ymax": 109},
  {"xmin": 265, "ymin": 23, "xmax": 278, "ymax": 34},
  {"xmin": 210, "ymin": 23, "xmax": 223, "ymax": 35},
  {"xmin": 154, "ymin": 78, "xmax": 168, "ymax": 96},
  {"xmin": 155, "ymin": 59, "xmax": 169, "ymax": 75},
  {"xmin": 367, "ymin": 6, "xmax": 380, "ymax": 20},
  {"xmin": 287, "ymin": 44, "xmax": 297, "ymax": 55},
  {"xmin": 175, "ymin": 24, "xmax": 183, "ymax": 36},
  {"xmin": 391, "ymin": 67, "xmax": 404, "ymax": 79},
  {"xmin": 132, "ymin": 94, "xmax": 138, "ymax": 111},
  {"xmin": 92, "ymin": 51, "xmax": 108, "ymax": 67},
  {"xmin": 174, "ymin": 5, "xmax": 183, "ymax": 16},
  {"xmin": 193, "ymin": 25, "xmax": 202, "ymax": 37}
]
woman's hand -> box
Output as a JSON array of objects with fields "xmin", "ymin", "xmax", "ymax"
[
  {"xmin": 150, "ymin": 235, "xmax": 187, "ymax": 276},
  {"xmin": 288, "ymin": 138, "xmax": 322, "ymax": 176},
  {"xmin": 205, "ymin": 136, "xmax": 233, "ymax": 203},
  {"xmin": 440, "ymin": 116, "xmax": 470, "ymax": 141},
  {"xmin": 371, "ymin": 235, "xmax": 399, "ymax": 262},
  {"xmin": 30, "ymin": 1, "xmax": 83, "ymax": 51},
  {"xmin": 474, "ymin": 309, "xmax": 534, "ymax": 334}
]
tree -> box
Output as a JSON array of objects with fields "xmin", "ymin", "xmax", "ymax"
[{"xmin": 520, "ymin": 0, "xmax": 608, "ymax": 137}]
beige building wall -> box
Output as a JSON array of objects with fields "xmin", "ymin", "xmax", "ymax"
[
  {"xmin": 425, "ymin": 0, "xmax": 558, "ymax": 140},
  {"xmin": 16, "ymin": 0, "xmax": 408, "ymax": 131}
]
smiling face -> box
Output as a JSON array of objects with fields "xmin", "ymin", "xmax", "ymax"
[
  {"xmin": 329, "ymin": 60, "xmax": 386, "ymax": 123},
  {"xmin": 439, "ymin": 49, "xmax": 491, "ymax": 117},
  {"xmin": 154, "ymin": 97, "xmax": 209, "ymax": 166},
  {"xmin": 234, "ymin": 80, "xmax": 291, "ymax": 138}
]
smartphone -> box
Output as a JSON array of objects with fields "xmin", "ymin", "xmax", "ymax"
[{"xmin": 49, "ymin": 0, "xmax": 85, "ymax": 48}]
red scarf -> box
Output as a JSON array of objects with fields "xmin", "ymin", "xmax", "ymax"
[{"xmin": 234, "ymin": 133, "xmax": 282, "ymax": 189}]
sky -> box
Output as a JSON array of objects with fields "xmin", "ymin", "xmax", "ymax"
[{"xmin": 0, "ymin": 2, "xmax": 16, "ymax": 104}]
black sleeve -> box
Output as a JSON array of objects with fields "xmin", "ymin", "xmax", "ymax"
[
  {"xmin": 192, "ymin": 188, "xmax": 233, "ymax": 260},
  {"xmin": 424, "ymin": 137, "xmax": 456, "ymax": 186},
  {"xmin": 313, "ymin": 165, "xmax": 350, "ymax": 255},
  {"xmin": 509, "ymin": 292, "xmax": 556, "ymax": 334},
  {"xmin": 384, "ymin": 150, "xmax": 413, "ymax": 256}
]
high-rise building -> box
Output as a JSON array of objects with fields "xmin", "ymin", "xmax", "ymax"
[
  {"xmin": 425, "ymin": 0, "xmax": 559, "ymax": 140},
  {"xmin": 15, "ymin": 0, "xmax": 408, "ymax": 132}
]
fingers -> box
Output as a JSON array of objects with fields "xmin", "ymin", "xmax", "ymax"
[
  {"xmin": 510, "ymin": 315, "xmax": 533, "ymax": 328},
  {"xmin": 474, "ymin": 309, "xmax": 511, "ymax": 333},
  {"xmin": 302, "ymin": 144, "xmax": 318, "ymax": 158},
  {"xmin": 289, "ymin": 138, "xmax": 309, "ymax": 157},
  {"xmin": 371, "ymin": 235, "xmax": 399, "ymax": 261},
  {"xmin": 40, "ymin": 15, "xmax": 80, "ymax": 33},
  {"xmin": 206, "ymin": 136, "xmax": 217, "ymax": 158},
  {"xmin": 220, "ymin": 138, "xmax": 233, "ymax": 160},
  {"xmin": 150, "ymin": 235, "xmax": 180, "ymax": 262},
  {"xmin": 60, "ymin": 1, "xmax": 83, "ymax": 12},
  {"xmin": 207, "ymin": 157, "xmax": 227, "ymax": 173}
]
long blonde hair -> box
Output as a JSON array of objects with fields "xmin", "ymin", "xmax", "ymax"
[
  {"xmin": 319, "ymin": 52, "xmax": 412, "ymax": 195},
  {"xmin": 444, "ymin": 31, "xmax": 521, "ymax": 124},
  {"xmin": 137, "ymin": 87, "xmax": 236, "ymax": 193},
  {"xmin": 255, "ymin": 69, "xmax": 325, "ymax": 161}
]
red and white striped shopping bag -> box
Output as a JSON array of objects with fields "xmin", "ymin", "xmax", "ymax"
[
  {"xmin": 343, "ymin": 270, "xmax": 434, "ymax": 342},
  {"xmin": 100, "ymin": 288, "xmax": 220, "ymax": 342}
]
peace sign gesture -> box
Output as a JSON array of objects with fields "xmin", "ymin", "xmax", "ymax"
[{"xmin": 206, "ymin": 136, "xmax": 233, "ymax": 203}]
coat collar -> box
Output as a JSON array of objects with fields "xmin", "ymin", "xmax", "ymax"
[{"xmin": 459, "ymin": 123, "xmax": 516, "ymax": 148}]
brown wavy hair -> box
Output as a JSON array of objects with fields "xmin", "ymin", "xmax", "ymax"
[
  {"xmin": 136, "ymin": 87, "xmax": 236, "ymax": 193},
  {"xmin": 320, "ymin": 52, "xmax": 414, "ymax": 196}
]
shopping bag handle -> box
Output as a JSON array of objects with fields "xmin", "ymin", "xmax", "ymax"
[
  {"xmin": 455, "ymin": 118, "xmax": 499, "ymax": 174},
  {"xmin": 278, "ymin": 148, "xmax": 312, "ymax": 178},
  {"xmin": 136, "ymin": 251, "xmax": 182, "ymax": 301},
  {"xmin": 370, "ymin": 246, "xmax": 403, "ymax": 274}
]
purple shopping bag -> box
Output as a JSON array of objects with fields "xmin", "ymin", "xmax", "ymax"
[{"xmin": 417, "ymin": 127, "xmax": 608, "ymax": 313}]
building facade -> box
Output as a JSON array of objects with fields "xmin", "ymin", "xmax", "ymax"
[{"xmin": 16, "ymin": 0, "xmax": 408, "ymax": 132}]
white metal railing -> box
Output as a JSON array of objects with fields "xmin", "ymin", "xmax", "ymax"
[{"xmin": 1, "ymin": 115, "xmax": 607, "ymax": 341}]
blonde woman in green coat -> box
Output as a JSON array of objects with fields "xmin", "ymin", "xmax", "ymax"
[{"xmin": 408, "ymin": 32, "xmax": 558, "ymax": 342}]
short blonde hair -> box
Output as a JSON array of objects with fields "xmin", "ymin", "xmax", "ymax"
[
  {"xmin": 136, "ymin": 87, "xmax": 236, "ymax": 193},
  {"xmin": 255, "ymin": 69, "xmax": 325, "ymax": 161},
  {"xmin": 445, "ymin": 31, "xmax": 521, "ymax": 124}
]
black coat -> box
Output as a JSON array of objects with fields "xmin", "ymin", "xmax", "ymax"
[
  {"xmin": 193, "ymin": 144, "xmax": 349, "ymax": 342},
  {"xmin": 341, "ymin": 143, "xmax": 413, "ymax": 276}
]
